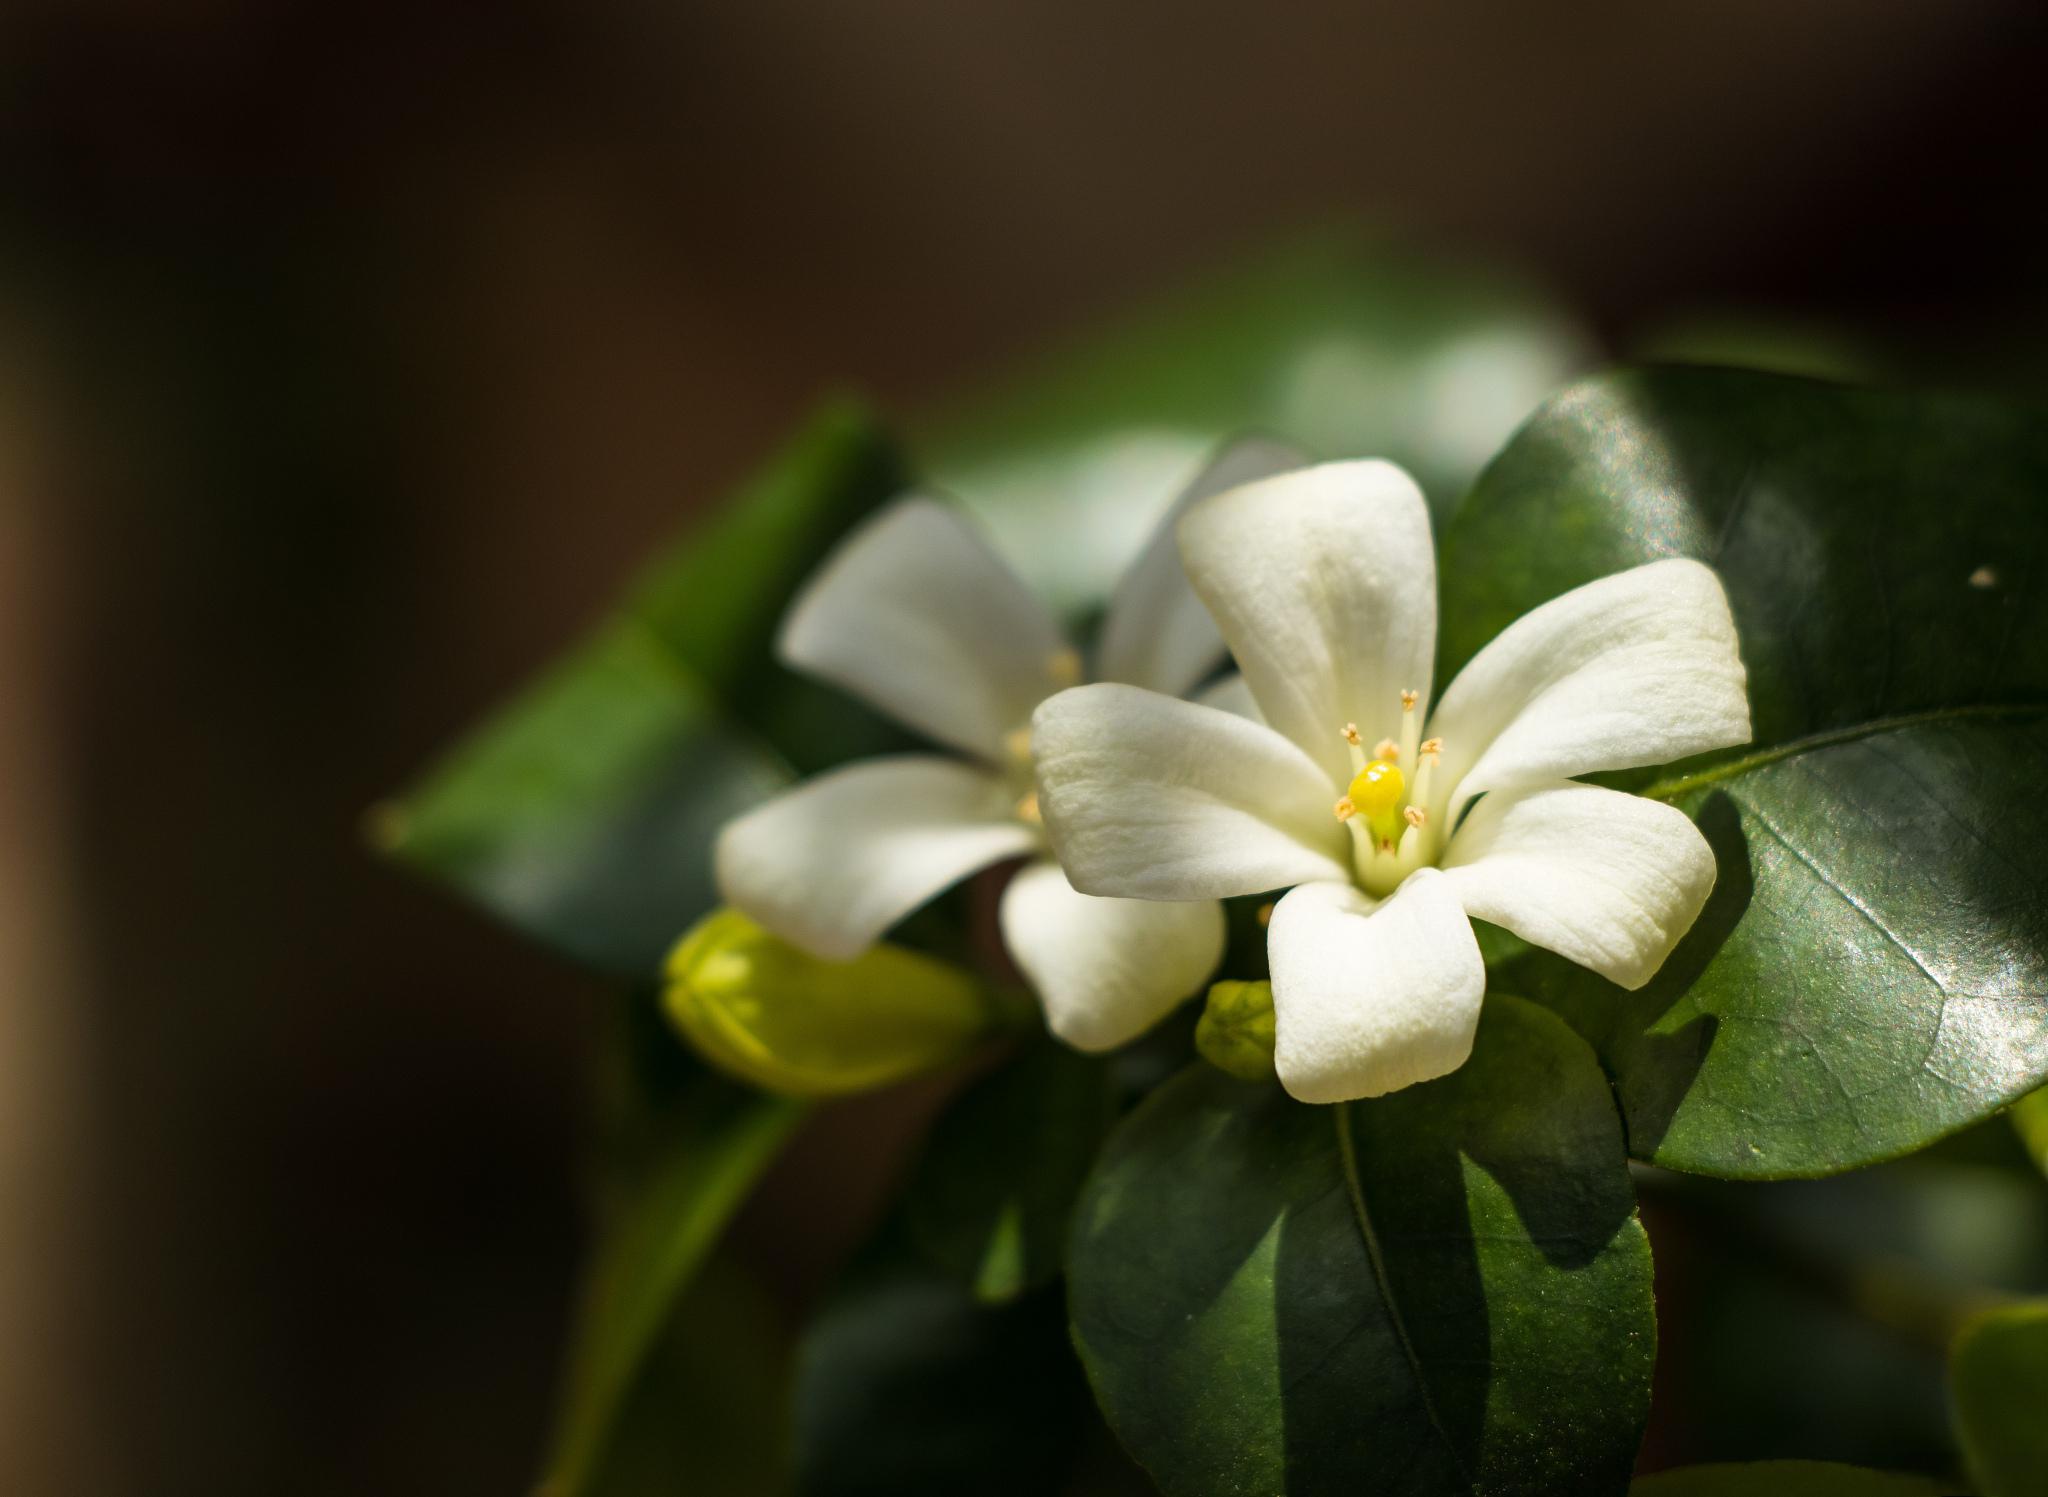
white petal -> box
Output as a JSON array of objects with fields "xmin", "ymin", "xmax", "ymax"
[
  {"xmin": 778, "ymin": 498, "xmax": 1070, "ymax": 760},
  {"xmin": 714, "ymin": 755, "xmax": 1037, "ymax": 960},
  {"xmin": 1177, "ymin": 460, "xmax": 1437, "ymax": 783},
  {"xmin": 1193, "ymin": 673, "xmax": 1263, "ymax": 722},
  {"xmin": 1439, "ymin": 780, "xmax": 1717, "ymax": 990},
  {"xmin": 1428, "ymin": 558, "xmax": 1750, "ymax": 814},
  {"xmin": 1268, "ymin": 871, "xmax": 1485, "ymax": 1103},
  {"xmin": 1096, "ymin": 436, "xmax": 1308, "ymax": 698},
  {"xmin": 1000, "ymin": 858, "xmax": 1225, "ymax": 1051},
  {"xmin": 1033, "ymin": 683, "xmax": 1349, "ymax": 901}
]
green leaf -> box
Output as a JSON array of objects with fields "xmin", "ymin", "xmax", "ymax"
[
  {"xmin": 1630, "ymin": 1463, "xmax": 1950, "ymax": 1496},
  {"xmin": 541, "ymin": 1065, "xmax": 808, "ymax": 1497},
  {"xmin": 1068, "ymin": 994, "xmax": 1654, "ymax": 1497},
  {"xmin": 920, "ymin": 231, "xmax": 1590, "ymax": 613},
  {"xmin": 375, "ymin": 401, "xmax": 912, "ymax": 974},
  {"xmin": 792, "ymin": 1221, "xmax": 1090, "ymax": 1496},
  {"xmin": 1951, "ymin": 1301, "xmax": 2048, "ymax": 1497},
  {"xmin": 1442, "ymin": 367, "xmax": 2048, "ymax": 1177},
  {"xmin": 901, "ymin": 1039, "xmax": 1114, "ymax": 1302}
]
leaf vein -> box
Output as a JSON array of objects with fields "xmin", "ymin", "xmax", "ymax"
[
  {"xmin": 1744, "ymin": 800, "xmax": 1945, "ymax": 994},
  {"xmin": 1332, "ymin": 1104, "xmax": 1477, "ymax": 1495},
  {"xmin": 1642, "ymin": 702, "xmax": 2048, "ymax": 801}
]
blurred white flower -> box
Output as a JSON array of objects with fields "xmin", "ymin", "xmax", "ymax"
[
  {"xmin": 1033, "ymin": 461, "xmax": 1751, "ymax": 1102},
  {"xmin": 715, "ymin": 439, "xmax": 1299, "ymax": 1051}
]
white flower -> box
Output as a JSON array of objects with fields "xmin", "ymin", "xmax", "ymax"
[
  {"xmin": 714, "ymin": 440, "xmax": 1302, "ymax": 1050},
  {"xmin": 1032, "ymin": 460, "xmax": 1752, "ymax": 1102}
]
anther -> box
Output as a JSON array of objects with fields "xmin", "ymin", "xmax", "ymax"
[
  {"xmin": 1398, "ymin": 688, "xmax": 1422, "ymax": 768},
  {"xmin": 1372, "ymin": 738, "xmax": 1398, "ymax": 761},
  {"xmin": 1046, "ymin": 648, "xmax": 1083, "ymax": 687},
  {"xmin": 1015, "ymin": 792, "xmax": 1042, "ymax": 824},
  {"xmin": 1419, "ymin": 736, "xmax": 1442, "ymax": 759},
  {"xmin": 1404, "ymin": 806, "xmax": 1427, "ymax": 828},
  {"xmin": 1343, "ymin": 723, "xmax": 1370, "ymax": 773},
  {"xmin": 1255, "ymin": 902, "xmax": 1275, "ymax": 927},
  {"xmin": 1333, "ymin": 796, "xmax": 1356, "ymax": 822},
  {"xmin": 1005, "ymin": 726, "xmax": 1034, "ymax": 761}
]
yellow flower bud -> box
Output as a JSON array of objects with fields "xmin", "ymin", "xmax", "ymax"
[
  {"xmin": 664, "ymin": 908, "xmax": 994, "ymax": 1097},
  {"xmin": 1195, "ymin": 979, "xmax": 1277, "ymax": 1083}
]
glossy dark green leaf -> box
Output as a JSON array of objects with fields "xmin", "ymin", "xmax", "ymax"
[
  {"xmin": 791, "ymin": 1221, "xmax": 1090, "ymax": 1497},
  {"xmin": 1069, "ymin": 995, "xmax": 1654, "ymax": 1497},
  {"xmin": 919, "ymin": 231, "xmax": 1590, "ymax": 613},
  {"xmin": 901, "ymin": 1039, "xmax": 1114, "ymax": 1302},
  {"xmin": 376, "ymin": 401, "xmax": 911, "ymax": 974},
  {"xmin": 1951, "ymin": 1301, "xmax": 2048, "ymax": 1497},
  {"xmin": 541, "ymin": 1063, "xmax": 807, "ymax": 1497},
  {"xmin": 1630, "ymin": 1464, "xmax": 1949, "ymax": 1496},
  {"xmin": 1442, "ymin": 367, "xmax": 2048, "ymax": 1177}
]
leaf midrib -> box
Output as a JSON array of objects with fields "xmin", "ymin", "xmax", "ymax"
[
  {"xmin": 1333, "ymin": 1103, "xmax": 1477, "ymax": 1495},
  {"xmin": 1640, "ymin": 701, "xmax": 2048, "ymax": 802}
]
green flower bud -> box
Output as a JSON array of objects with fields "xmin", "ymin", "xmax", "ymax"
[
  {"xmin": 664, "ymin": 908, "xmax": 994, "ymax": 1096},
  {"xmin": 1195, "ymin": 979, "xmax": 1277, "ymax": 1082}
]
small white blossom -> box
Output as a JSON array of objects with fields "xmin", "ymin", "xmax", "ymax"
[
  {"xmin": 715, "ymin": 440, "xmax": 1301, "ymax": 1050},
  {"xmin": 1033, "ymin": 460, "xmax": 1751, "ymax": 1102}
]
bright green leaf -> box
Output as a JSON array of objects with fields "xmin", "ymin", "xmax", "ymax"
[
  {"xmin": 920, "ymin": 231, "xmax": 1591, "ymax": 613},
  {"xmin": 1951, "ymin": 1301, "xmax": 2048, "ymax": 1497},
  {"xmin": 1631, "ymin": 1463, "xmax": 1950, "ymax": 1496},
  {"xmin": 1443, "ymin": 367, "xmax": 2048, "ymax": 1177},
  {"xmin": 1069, "ymin": 995, "xmax": 1654, "ymax": 1497},
  {"xmin": 376, "ymin": 401, "xmax": 912, "ymax": 974},
  {"xmin": 541, "ymin": 1067, "xmax": 807, "ymax": 1497},
  {"xmin": 901, "ymin": 1039, "xmax": 1113, "ymax": 1302}
]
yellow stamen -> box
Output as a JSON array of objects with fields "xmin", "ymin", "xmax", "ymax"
[
  {"xmin": 1419, "ymin": 737, "xmax": 1442, "ymax": 759},
  {"xmin": 1404, "ymin": 806, "xmax": 1427, "ymax": 828},
  {"xmin": 1400, "ymin": 689, "xmax": 1418, "ymax": 711},
  {"xmin": 1046, "ymin": 648, "xmax": 1083, "ymax": 687},
  {"xmin": 1015, "ymin": 791, "xmax": 1041, "ymax": 824},
  {"xmin": 1341, "ymin": 723, "xmax": 1362, "ymax": 746},
  {"xmin": 1004, "ymin": 726, "xmax": 1034, "ymax": 762},
  {"xmin": 1333, "ymin": 796, "xmax": 1356, "ymax": 822},
  {"xmin": 1371, "ymin": 738, "xmax": 1398, "ymax": 762}
]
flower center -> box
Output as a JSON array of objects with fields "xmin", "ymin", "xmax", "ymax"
[
  {"xmin": 1008, "ymin": 644, "xmax": 1079, "ymax": 832},
  {"xmin": 1330, "ymin": 688, "xmax": 1444, "ymax": 897}
]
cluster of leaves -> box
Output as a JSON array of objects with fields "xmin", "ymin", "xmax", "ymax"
[{"xmin": 379, "ymin": 236, "xmax": 2048, "ymax": 1495}]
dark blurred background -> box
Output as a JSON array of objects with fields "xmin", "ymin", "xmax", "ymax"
[{"xmin": 3, "ymin": 2, "xmax": 2046, "ymax": 1492}]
